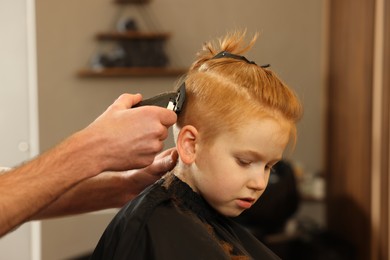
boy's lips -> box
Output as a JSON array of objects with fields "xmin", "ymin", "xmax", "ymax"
[{"xmin": 236, "ymin": 197, "xmax": 255, "ymax": 209}]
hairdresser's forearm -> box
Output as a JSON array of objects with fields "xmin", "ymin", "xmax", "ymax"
[
  {"xmin": 32, "ymin": 172, "xmax": 128, "ymax": 220},
  {"xmin": 0, "ymin": 130, "xmax": 104, "ymax": 237},
  {"xmin": 33, "ymin": 148, "xmax": 178, "ymax": 220}
]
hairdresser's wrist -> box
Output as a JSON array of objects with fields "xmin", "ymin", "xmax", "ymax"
[{"xmin": 58, "ymin": 128, "xmax": 106, "ymax": 179}]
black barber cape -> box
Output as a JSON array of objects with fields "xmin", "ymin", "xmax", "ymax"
[{"xmin": 91, "ymin": 173, "xmax": 280, "ymax": 260}]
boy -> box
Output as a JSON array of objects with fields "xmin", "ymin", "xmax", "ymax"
[{"xmin": 91, "ymin": 31, "xmax": 302, "ymax": 260}]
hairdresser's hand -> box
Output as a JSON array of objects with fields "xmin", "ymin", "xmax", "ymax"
[
  {"xmin": 31, "ymin": 148, "xmax": 178, "ymax": 219},
  {"xmin": 121, "ymin": 147, "xmax": 178, "ymax": 198},
  {"xmin": 82, "ymin": 93, "xmax": 177, "ymax": 172},
  {"xmin": 0, "ymin": 94, "xmax": 176, "ymax": 237}
]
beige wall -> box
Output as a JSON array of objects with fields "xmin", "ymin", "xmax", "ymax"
[{"xmin": 36, "ymin": 0, "xmax": 325, "ymax": 258}]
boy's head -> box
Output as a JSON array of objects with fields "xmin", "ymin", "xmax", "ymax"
[
  {"xmin": 173, "ymin": 31, "xmax": 302, "ymax": 217},
  {"xmin": 175, "ymin": 31, "xmax": 301, "ymax": 145}
]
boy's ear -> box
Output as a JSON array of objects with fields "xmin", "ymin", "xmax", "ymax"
[{"xmin": 177, "ymin": 125, "xmax": 198, "ymax": 164}]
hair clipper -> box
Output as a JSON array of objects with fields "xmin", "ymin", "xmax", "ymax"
[{"xmin": 133, "ymin": 83, "xmax": 186, "ymax": 114}]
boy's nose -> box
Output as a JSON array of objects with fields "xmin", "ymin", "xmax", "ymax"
[{"xmin": 247, "ymin": 168, "xmax": 268, "ymax": 191}]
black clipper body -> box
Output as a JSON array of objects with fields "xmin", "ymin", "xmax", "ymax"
[{"xmin": 133, "ymin": 83, "xmax": 186, "ymax": 114}]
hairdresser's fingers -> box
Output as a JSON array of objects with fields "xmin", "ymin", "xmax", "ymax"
[
  {"xmin": 146, "ymin": 148, "xmax": 178, "ymax": 176},
  {"xmin": 122, "ymin": 148, "xmax": 178, "ymax": 197},
  {"xmin": 112, "ymin": 93, "xmax": 143, "ymax": 110},
  {"xmin": 151, "ymin": 106, "xmax": 177, "ymax": 127}
]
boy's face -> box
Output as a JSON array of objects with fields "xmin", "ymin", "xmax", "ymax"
[{"xmin": 189, "ymin": 117, "xmax": 290, "ymax": 217}]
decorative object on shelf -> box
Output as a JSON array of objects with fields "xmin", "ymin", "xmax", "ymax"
[
  {"xmin": 90, "ymin": 48, "xmax": 126, "ymax": 69},
  {"xmin": 91, "ymin": 31, "xmax": 169, "ymax": 68},
  {"xmin": 78, "ymin": 0, "xmax": 185, "ymax": 78},
  {"xmin": 116, "ymin": 17, "xmax": 138, "ymax": 32}
]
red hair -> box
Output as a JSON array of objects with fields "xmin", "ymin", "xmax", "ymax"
[{"xmin": 176, "ymin": 30, "xmax": 303, "ymax": 147}]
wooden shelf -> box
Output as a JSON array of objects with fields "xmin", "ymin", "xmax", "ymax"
[
  {"xmin": 77, "ymin": 67, "xmax": 187, "ymax": 78},
  {"xmin": 96, "ymin": 31, "xmax": 170, "ymax": 41},
  {"xmin": 115, "ymin": 0, "xmax": 151, "ymax": 4},
  {"xmin": 78, "ymin": 0, "xmax": 178, "ymax": 78}
]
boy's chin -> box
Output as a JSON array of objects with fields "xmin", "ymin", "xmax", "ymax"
[{"xmin": 221, "ymin": 209, "xmax": 245, "ymax": 218}]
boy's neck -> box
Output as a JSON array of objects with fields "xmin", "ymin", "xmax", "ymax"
[{"xmin": 171, "ymin": 163, "xmax": 199, "ymax": 194}]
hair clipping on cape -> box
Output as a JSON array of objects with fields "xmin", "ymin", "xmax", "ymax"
[
  {"xmin": 212, "ymin": 51, "xmax": 270, "ymax": 68},
  {"xmin": 133, "ymin": 83, "xmax": 186, "ymax": 114}
]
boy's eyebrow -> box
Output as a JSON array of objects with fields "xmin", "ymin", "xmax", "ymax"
[{"xmin": 236, "ymin": 150, "xmax": 282, "ymax": 163}]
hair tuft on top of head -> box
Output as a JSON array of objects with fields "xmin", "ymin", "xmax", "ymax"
[{"xmin": 190, "ymin": 30, "xmax": 258, "ymax": 72}]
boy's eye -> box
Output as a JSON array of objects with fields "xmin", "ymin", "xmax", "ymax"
[{"xmin": 236, "ymin": 158, "xmax": 252, "ymax": 167}]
